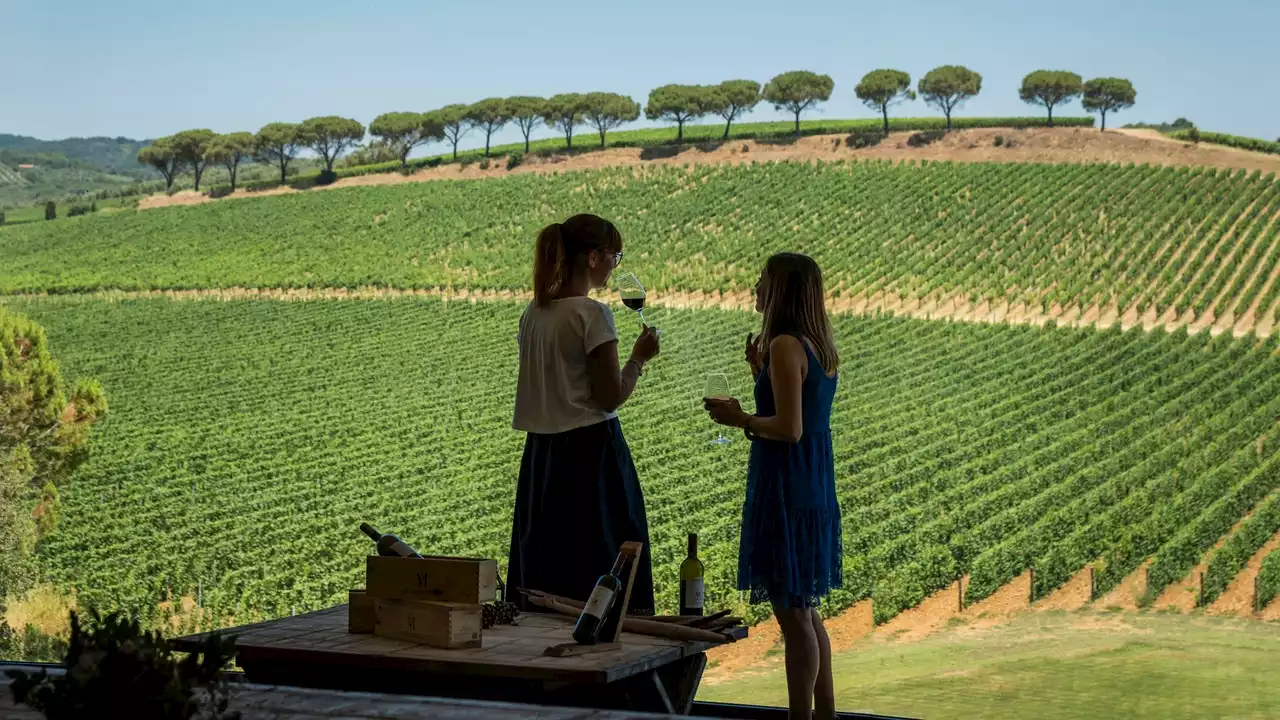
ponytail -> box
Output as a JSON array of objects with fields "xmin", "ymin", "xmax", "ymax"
[
  {"xmin": 533, "ymin": 223, "xmax": 567, "ymax": 307},
  {"xmin": 530, "ymin": 214, "xmax": 623, "ymax": 307}
]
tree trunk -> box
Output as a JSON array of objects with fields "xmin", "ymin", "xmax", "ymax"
[
  {"xmin": 677, "ymin": 120, "xmax": 684, "ymax": 144},
  {"xmin": 565, "ymin": 128, "xmax": 573, "ymax": 150},
  {"xmin": 524, "ymin": 132, "xmax": 531, "ymax": 153},
  {"xmin": 1101, "ymin": 109, "xmax": 1108, "ymax": 131},
  {"xmin": 794, "ymin": 109, "xmax": 801, "ymax": 137},
  {"xmin": 599, "ymin": 127, "xmax": 606, "ymax": 148},
  {"xmin": 279, "ymin": 158, "xmax": 287, "ymax": 184},
  {"xmin": 882, "ymin": 106, "xmax": 889, "ymax": 137},
  {"xmin": 1048, "ymin": 104, "xmax": 1055, "ymax": 128},
  {"xmin": 193, "ymin": 164, "xmax": 202, "ymax": 192},
  {"xmin": 230, "ymin": 164, "xmax": 238, "ymax": 193},
  {"xmin": 723, "ymin": 117, "xmax": 731, "ymax": 140},
  {"xmin": 945, "ymin": 108, "xmax": 952, "ymax": 132},
  {"xmin": 452, "ymin": 140, "xmax": 458, "ymax": 160},
  {"xmin": 485, "ymin": 131, "xmax": 492, "ymax": 157}
]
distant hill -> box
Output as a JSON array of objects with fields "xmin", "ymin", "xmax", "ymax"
[
  {"xmin": 0, "ymin": 134, "xmax": 156, "ymax": 179},
  {"xmin": 0, "ymin": 134, "xmax": 159, "ymax": 210}
]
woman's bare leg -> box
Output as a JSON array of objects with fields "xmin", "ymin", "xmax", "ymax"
[
  {"xmin": 773, "ymin": 604, "xmax": 819, "ymax": 720},
  {"xmin": 810, "ymin": 608, "xmax": 836, "ymax": 720}
]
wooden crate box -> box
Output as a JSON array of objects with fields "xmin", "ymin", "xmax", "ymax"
[
  {"xmin": 373, "ymin": 598, "xmax": 482, "ymax": 649},
  {"xmin": 365, "ymin": 555, "xmax": 497, "ymax": 604}
]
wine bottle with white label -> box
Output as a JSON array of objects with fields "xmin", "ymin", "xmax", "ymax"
[
  {"xmin": 572, "ymin": 553, "xmax": 628, "ymax": 644},
  {"xmin": 679, "ymin": 533, "xmax": 705, "ymax": 616},
  {"xmin": 360, "ymin": 522, "xmax": 424, "ymax": 559}
]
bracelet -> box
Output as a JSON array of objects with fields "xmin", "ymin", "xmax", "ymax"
[
  {"xmin": 625, "ymin": 359, "xmax": 644, "ymax": 377},
  {"xmin": 743, "ymin": 415, "xmax": 759, "ymax": 440}
]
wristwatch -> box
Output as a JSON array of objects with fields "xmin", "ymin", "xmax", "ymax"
[{"xmin": 743, "ymin": 415, "xmax": 759, "ymax": 440}]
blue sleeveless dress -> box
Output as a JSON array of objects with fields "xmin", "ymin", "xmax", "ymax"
[{"xmin": 738, "ymin": 338, "xmax": 842, "ymax": 608}]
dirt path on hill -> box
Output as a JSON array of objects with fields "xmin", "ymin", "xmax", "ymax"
[
  {"xmin": 138, "ymin": 127, "xmax": 1280, "ymax": 211},
  {"xmin": 12, "ymin": 283, "xmax": 1280, "ymax": 338}
]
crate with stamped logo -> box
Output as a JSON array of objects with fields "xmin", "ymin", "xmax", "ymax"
[
  {"xmin": 365, "ymin": 555, "xmax": 498, "ymax": 604},
  {"xmin": 373, "ymin": 598, "xmax": 482, "ymax": 649}
]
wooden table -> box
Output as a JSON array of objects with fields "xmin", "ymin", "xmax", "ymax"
[{"xmin": 171, "ymin": 605, "xmax": 746, "ymax": 715}]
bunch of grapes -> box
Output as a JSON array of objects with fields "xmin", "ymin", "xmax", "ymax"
[{"xmin": 481, "ymin": 601, "xmax": 520, "ymax": 629}]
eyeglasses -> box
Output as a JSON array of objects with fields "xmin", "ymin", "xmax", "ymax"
[{"xmin": 610, "ymin": 251, "xmax": 624, "ymax": 267}]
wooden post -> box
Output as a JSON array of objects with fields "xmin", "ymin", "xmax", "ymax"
[
  {"xmin": 1197, "ymin": 571, "xmax": 1204, "ymax": 608},
  {"xmin": 1088, "ymin": 565, "xmax": 1096, "ymax": 602},
  {"xmin": 1028, "ymin": 567, "xmax": 1035, "ymax": 605},
  {"xmin": 609, "ymin": 538, "xmax": 645, "ymax": 638},
  {"xmin": 957, "ymin": 577, "xmax": 964, "ymax": 612},
  {"xmin": 1255, "ymin": 575, "xmax": 1262, "ymax": 615}
]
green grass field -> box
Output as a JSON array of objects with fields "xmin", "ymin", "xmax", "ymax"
[{"xmin": 700, "ymin": 611, "xmax": 1280, "ymax": 719}]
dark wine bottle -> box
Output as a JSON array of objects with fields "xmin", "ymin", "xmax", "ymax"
[
  {"xmin": 359, "ymin": 522, "xmax": 424, "ymax": 559},
  {"xmin": 679, "ymin": 533, "xmax": 705, "ymax": 616},
  {"xmin": 572, "ymin": 553, "xmax": 628, "ymax": 644}
]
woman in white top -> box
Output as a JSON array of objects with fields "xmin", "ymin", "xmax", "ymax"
[{"xmin": 507, "ymin": 214, "xmax": 661, "ymax": 618}]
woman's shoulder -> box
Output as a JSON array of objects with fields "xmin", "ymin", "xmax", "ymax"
[{"xmin": 768, "ymin": 333, "xmax": 805, "ymax": 354}]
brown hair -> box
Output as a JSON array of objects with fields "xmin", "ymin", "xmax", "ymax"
[
  {"xmin": 532, "ymin": 214, "xmax": 623, "ymax": 307},
  {"xmin": 758, "ymin": 253, "xmax": 840, "ymax": 375}
]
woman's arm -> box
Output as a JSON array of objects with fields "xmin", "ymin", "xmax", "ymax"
[
  {"xmin": 586, "ymin": 341, "xmax": 640, "ymax": 412},
  {"xmin": 706, "ymin": 335, "xmax": 807, "ymax": 443},
  {"xmin": 586, "ymin": 327, "xmax": 660, "ymax": 412}
]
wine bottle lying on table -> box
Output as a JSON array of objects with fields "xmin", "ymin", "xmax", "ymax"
[
  {"xmin": 360, "ymin": 522, "xmax": 424, "ymax": 558},
  {"xmin": 572, "ymin": 553, "xmax": 628, "ymax": 644}
]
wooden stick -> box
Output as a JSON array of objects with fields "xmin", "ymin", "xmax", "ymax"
[
  {"xmin": 526, "ymin": 593, "xmax": 732, "ymax": 643},
  {"xmin": 520, "ymin": 590, "xmax": 736, "ymax": 627},
  {"xmin": 701, "ymin": 617, "xmax": 743, "ymax": 631},
  {"xmin": 687, "ymin": 609, "xmax": 732, "ymax": 628}
]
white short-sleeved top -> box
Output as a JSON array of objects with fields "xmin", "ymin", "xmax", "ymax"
[{"xmin": 512, "ymin": 297, "xmax": 619, "ymax": 435}]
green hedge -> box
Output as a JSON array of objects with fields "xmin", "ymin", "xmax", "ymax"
[
  {"xmin": 1259, "ymin": 548, "xmax": 1280, "ymax": 609},
  {"xmin": 1200, "ymin": 491, "xmax": 1280, "ymax": 606},
  {"xmin": 1169, "ymin": 130, "xmax": 1280, "ymax": 156},
  {"xmin": 204, "ymin": 115, "xmax": 1095, "ymax": 197}
]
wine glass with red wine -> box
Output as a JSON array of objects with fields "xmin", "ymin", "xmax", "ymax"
[{"xmin": 615, "ymin": 271, "xmax": 652, "ymax": 327}]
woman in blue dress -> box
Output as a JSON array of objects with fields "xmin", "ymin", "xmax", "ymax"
[{"xmin": 705, "ymin": 252, "xmax": 841, "ymax": 720}]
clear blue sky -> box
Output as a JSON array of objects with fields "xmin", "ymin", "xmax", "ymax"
[{"xmin": 3, "ymin": 0, "xmax": 1277, "ymax": 147}]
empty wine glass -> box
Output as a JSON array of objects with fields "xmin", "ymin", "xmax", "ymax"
[{"xmin": 703, "ymin": 372, "xmax": 733, "ymax": 446}]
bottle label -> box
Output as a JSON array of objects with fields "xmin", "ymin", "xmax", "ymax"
[
  {"xmin": 583, "ymin": 585, "xmax": 615, "ymax": 619},
  {"xmin": 683, "ymin": 579, "xmax": 705, "ymax": 610},
  {"xmin": 389, "ymin": 540, "xmax": 414, "ymax": 557}
]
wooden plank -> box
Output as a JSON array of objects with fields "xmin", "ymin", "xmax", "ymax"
[{"xmin": 544, "ymin": 642, "xmax": 623, "ymax": 657}]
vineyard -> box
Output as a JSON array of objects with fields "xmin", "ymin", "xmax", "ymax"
[
  {"xmin": 4, "ymin": 160, "xmax": 1279, "ymax": 334},
  {"xmin": 4, "ymin": 295, "xmax": 1279, "ymax": 635}
]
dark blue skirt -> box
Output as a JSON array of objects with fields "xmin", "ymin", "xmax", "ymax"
[{"xmin": 506, "ymin": 418, "xmax": 655, "ymax": 618}]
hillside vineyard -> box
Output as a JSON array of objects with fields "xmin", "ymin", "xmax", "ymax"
[
  {"xmin": 4, "ymin": 161, "xmax": 1279, "ymax": 333},
  {"xmin": 8, "ymin": 297, "xmax": 1279, "ymax": 631}
]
